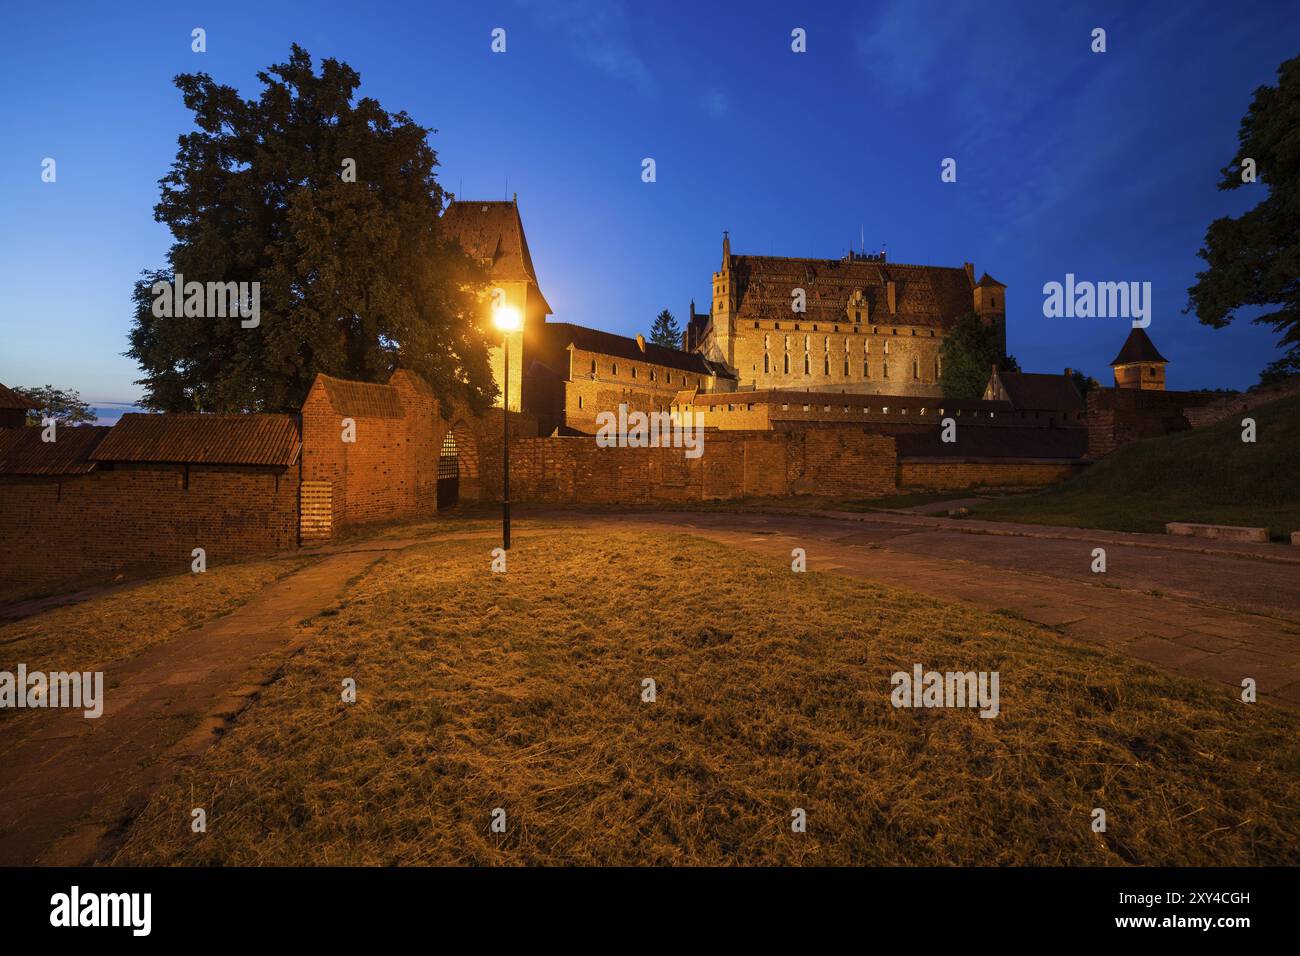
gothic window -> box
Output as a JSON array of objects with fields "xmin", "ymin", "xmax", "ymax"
[
  {"xmin": 912, "ymin": 356, "xmax": 920, "ymax": 380},
  {"xmin": 804, "ymin": 355, "xmax": 810, "ymax": 375},
  {"xmin": 590, "ymin": 359, "xmax": 597, "ymax": 375},
  {"xmin": 764, "ymin": 353, "xmax": 770, "ymax": 373},
  {"xmin": 883, "ymin": 358, "xmax": 889, "ymax": 379},
  {"xmin": 784, "ymin": 353, "xmax": 790, "ymax": 374},
  {"xmin": 612, "ymin": 363, "xmax": 618, "ymax": 376},
  {"xmin": 764, "ymin": 333, "xmax": 770, "ymax": 349},
  {"xmin": 863, "ymin": 359, "xmax": 869, "ymax": 378},
  {"xmin": 823, "ymin": 356, "xmax": 829, "ymax": 375},
  {"xmin": 843, "ymin": 358, "xmax": 849, "ymax": 376}
]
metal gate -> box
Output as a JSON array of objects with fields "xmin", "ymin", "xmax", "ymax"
[{"xmin": 437, "ymin": 431, "xmax": 459, "ymax": 508}]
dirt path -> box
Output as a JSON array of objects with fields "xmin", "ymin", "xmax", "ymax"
[{"xmin": 593, "ymin": 511, "xmax": 1300, "ymax": 709}]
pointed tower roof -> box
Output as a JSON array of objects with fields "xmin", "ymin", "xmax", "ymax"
[
  {"xmin": 1110, "ymin": 327, "xmax": 1168, "ymax": 366},
  {"xmin": 441, "ymin": 199, "xmax": 551, "ymax": 314}
]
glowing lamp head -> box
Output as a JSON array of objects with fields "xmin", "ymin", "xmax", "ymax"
[{"xmin": 493, "ymin": 304, "xmax": 522, "ymax": 333}]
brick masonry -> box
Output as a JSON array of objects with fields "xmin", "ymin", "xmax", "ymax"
[
  {"xmin": 898, "ymin": 458, "xmax": 1088, "ymax": 491},
  {"xmin": 0, "ymin": 464, "xmax": 298, "ymax": 603}
]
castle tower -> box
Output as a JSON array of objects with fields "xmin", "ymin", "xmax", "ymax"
[
  {"xmin": 971, "ymin": 270, "xmax": 1007, "ymax": 357},
  {"xmin": 710, "ymin": 231, "xmax": 736, "ymax": 367},
  {"xmin": 440, "ymin": 197, "xmax": 552, "ymax": 412},
  {"xmin": 1110, "ymin": 327, "xmax": 1168, "ymax": 390}
]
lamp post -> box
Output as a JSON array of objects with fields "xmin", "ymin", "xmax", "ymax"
[{"xmin": 492, "ymin": 304, "xmax": 522, "ymax": 550}]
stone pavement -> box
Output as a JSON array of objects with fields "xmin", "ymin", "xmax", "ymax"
[{"xmin": 591, "ymin": 510, "xmax": 1300, "ymax": 709}]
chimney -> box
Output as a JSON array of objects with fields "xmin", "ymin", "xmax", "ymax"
[
  {"xmin": 964, "ymin": 262, "xmax": 975, "ymax": 286},
  {"xmin": 636, "ymin": 333, "xmax": 646, "ymax": 353}
]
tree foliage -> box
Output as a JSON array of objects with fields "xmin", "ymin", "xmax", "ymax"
[
  {"xmin": 1186, "ymin": 54, "xmax": 1300, "ymax": 369},
  {"xmin": 127, "ymin": 45, "xmax": 495, "ymax": 413},
  {"xmin": 938, "ymin": 312, "xmax": 1016, "ymax": 399},
  {"xmin": 649, "ymin": 309, "xmax": 682, "ymax": 349},
  {"xmin": 15, "ymin": 385, "xmax": 97, "ymax": 426}
]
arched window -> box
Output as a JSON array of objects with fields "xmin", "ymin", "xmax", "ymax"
[
  {"xmin": 612, "ymin": 363, "xmax": 618, "ymax": 376},
  {"xmin": 804, "ymin": 355, "xmax": 810, "ymax": 375},
  {"xmin": 784, "ymin": 353, "xmax": 790, "ymax": 374},
  {"xmin": 764, "ymin": 333, "xmax": 770, "ymax": 349},
  {"xmin": 912, "ymin": 356, "xmax": 919, "ymax": 380},
  {"xmin": 843, "ymin": 358, "xmax": 850, "ymax": 376},
  {"xmin": 590, "ymin": 359, "xmax": 597, "ymax": 375},
  {"xmin": 823, "ymin": 356, "xmax": 829, "ymax": 375},
  {"xmin": 883, "ymin": 358, "xmax": 889, "ymax": 379},
  {"xmin": 863, "ymin": 358, "xmax": 869, "ymax": 378},
  {"xmin": 763, "ymin": 353, "xmax": 770, "ymax": 373}
]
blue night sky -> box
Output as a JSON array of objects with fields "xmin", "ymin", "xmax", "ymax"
[{"xmin": 2, "ymin": 0, "xmax": 1297, "ymax": 420}]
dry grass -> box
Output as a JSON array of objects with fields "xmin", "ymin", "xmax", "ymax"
[
  {"xmin": 0, "ymin": 557, "xmax": 310, "ymax": 676},
  {"xmin": 114, "ymin": 529, "xmax": 1300, "ymax": 866}
]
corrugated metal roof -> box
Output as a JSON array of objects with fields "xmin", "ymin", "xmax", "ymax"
[
  {"xmin": 0, "ymin": 425, "xmax": 110, "ymax": 475},
  {"xmin": 319, "ymin": 376, "xmax": 405, "ymax": 419},
  {"xmin": 90, "ymin": 414, "xmax": 301, "ymax": 467},
  {"xmin": 0, "ymin": 382, "xmax": 38, "ymax": 411}
]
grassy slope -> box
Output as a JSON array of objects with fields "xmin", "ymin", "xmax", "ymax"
[
  {"xmin": 114, "ymin": 529, "xmax": 1299, "ymax": 866},
  {"xmin": 969, "ymin": 391, "xmax": 1300, "ymax": 537}
]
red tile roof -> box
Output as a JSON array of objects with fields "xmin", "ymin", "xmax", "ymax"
[
  {"xmin": 542, "ymin": 322, "xmax": 736, "ymax": 378},
  {"xmin": 318, "ymin": 376, "xmax": 406, "ymax": 419},
  {"xmin": 727, "ymin": 254, "xmax": 976, "ymax": 328},
  {"xmin": 1111, "ymin": 327, "xmax": 1168, "ymax": 366},
  {"xmin": 0, "ymin": 425, "xmax": 110, "ymax": 475},
  {"xmin": 0, "ymin": 383, "xmax": 38, "ymax": 411},
  {"xmin": 90, "ymin": 414, "xmax": 301, "ymax": 467},
  {"xmin": 994, "ymin": 371, "xmax": 1085, "ymax": 412}
]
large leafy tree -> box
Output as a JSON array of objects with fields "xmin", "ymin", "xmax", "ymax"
[
  {"xmin": 938, "ymin": 312, "xmax": 1018, "ymax": 399},
  {"xmin": 1186, "ymin": 54, "xmax": 1300, "ymax": 371},
  {"xmin": 128, "ymin": 45, "xmax": 496, "ymax": 413},
  {"xmin": 14, "ymin": 385, "xmax": 97, "ymax": 426},
  {"xmin": 649, "ymin": 309, "xmax": 682, "ymax": 349}
]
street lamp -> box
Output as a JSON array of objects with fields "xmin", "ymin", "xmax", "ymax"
[{"xmin": 492, "ymin": 304, "xmax": 522, "ymax": 550}]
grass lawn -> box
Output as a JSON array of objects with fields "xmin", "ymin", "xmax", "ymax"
[
  {"xmin": 111, "ymin": 527, "xmax": 1300, "ymax": 866},
  {"xmin": 967, "ymin": 391, "xmax": 1300, "ymax": 538},
  {"xmin": 0, "ymin": 556, "xmax": 311, "ymax": 676}
]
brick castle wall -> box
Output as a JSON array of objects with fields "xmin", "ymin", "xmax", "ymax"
[
  {"xmin": 0, "ymin": 464, "xmax": 298, "ymax": 603},
  {"xmin": 898, "ymin": 458, "xmax": 1088, "ymax": 491},
  {"xmin": 478, "ymin": 429, "xmax": 898, "ymax": 504}
]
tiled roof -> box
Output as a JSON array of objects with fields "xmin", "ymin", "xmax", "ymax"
[
  {"xmin": 1111, "ymin": 327, "xmax": 1168, "ymax": 366},
  {"xmin": 0, "ymin": 382, "xmax": 38, "ymax": 411},
  {"xmin": 727, "ymin": 254, "xmax": 976, "ymax": 328},
  {"xmin": 542, "ymin": 322, "xmax": 736, "ymax": 378},
  {"xmin": 441, "ymin": 200, "xmax": 552, "ymax": 314},
  {"xmin": 995, "ymin": 371, "xmax": 1085, "ymax": 412},
  {"xmin": 975, "ymin": 273, "xmax": 1005, "ymax": 288},
  {"xmin": 319, "ymin": 376, "xmax": 405, "ymax": 419},
  {"xmin": 90, "ymin": 414, "xmax": 301, "ymax": 467},
  {"xmin": 0, "ymin": 425, "xmax": 109, "ymax": 475}
]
